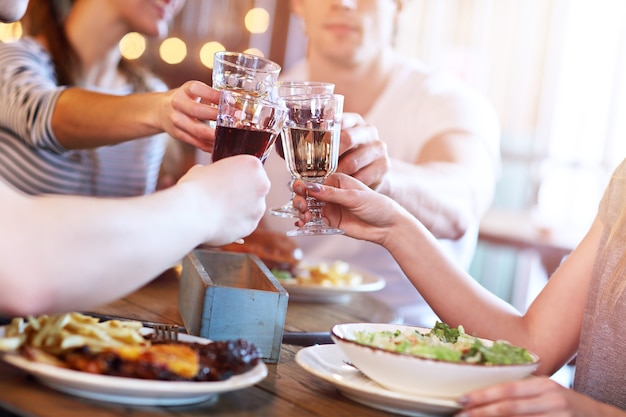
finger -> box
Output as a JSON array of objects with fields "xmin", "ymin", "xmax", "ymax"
[
  {"xmin": 460, "ymin": 377, "xmax": 557, "ymax": 408},
  {"xmin": 337, "ymin": 141, "xmax": 388, "ymax": 176},
  {"xmin": 186, "ymin": 80, "xmax": 220, "ymax": 104},
  {"xmin": 347, "ymin": 158, "xmax": 389, "ymax": 190},
  {"xmin": 300, "ymin": 174, "xmax": 367, "ymax": 208},
  {"xmin": 338, "ymin": 124, "xmax": 380, "ymax": 154},
  {"xmin": 169, "ymin": 117, "xmax": 215, "ymax": 151},
  {"xmin": 341, "ymin": 112, "xmax": 365, "ymax": 129}
]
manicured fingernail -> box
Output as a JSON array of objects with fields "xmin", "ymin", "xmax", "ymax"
[
  {"xmin": 457, "ymin": 396, "xmax": 470, "ymax": 405},
  {"xmin": 305, "ymin": 183, "xmax": 322, "ymax": 192}
]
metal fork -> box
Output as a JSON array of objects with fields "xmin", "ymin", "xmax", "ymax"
[{"xmin": 152, "ymin": 324, "xmax": 179, "ymax": 342}]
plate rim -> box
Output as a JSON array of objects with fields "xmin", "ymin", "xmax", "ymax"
[
  {"xmin": 295, "ymin": 344, "xmax": 461, "ymax": 414},
  {"xmin": 1, "ymin": 326, "xmax": 268, "ymax": 405},
  {"xmin": 279, "ymin": 261, "xmax": 386, "ymax": 299}
]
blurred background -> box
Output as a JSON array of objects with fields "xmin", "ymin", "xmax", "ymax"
[{"xmin": 2, "ymin": 0, "xmax": 625, "ymax": 308}]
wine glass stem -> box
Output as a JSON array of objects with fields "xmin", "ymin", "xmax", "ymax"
[
  {"xmin": 307, "ymin": 195, "xmax": 325, "ymax": 223},
  {"xmin": 287, "ymin": 177, "xmax": 296, "ymax": 204}
]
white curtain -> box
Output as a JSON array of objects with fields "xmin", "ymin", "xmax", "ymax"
[{"xmin": 397, "ymin": 0, "xmax": 626, "ymax": 228}]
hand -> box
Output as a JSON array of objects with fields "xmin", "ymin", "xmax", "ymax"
[
  {"xmin": 292, "ymin": 174, "xmax": 403, "ymax": 246},
  {"xmin": 178, "ymin": 155, "xmax": 271, "ymax": 246},
  {"xmin": 159, "ymin": 80, "xmax": 220, "ymax": 152},
  {"xmin": 337, "ymin": 113, "xmax": 390, "ymax": 191},
  {"xmin": 455, "ymin": 377, "xmax": 623, "ymax": 416}
]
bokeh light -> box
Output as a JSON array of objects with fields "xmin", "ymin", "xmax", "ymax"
[
  {"xmin": 244, "ymin": 8, "xmax": 270, "ymax": 34},
  {"xmin": 199, "ymin": 41, "xmax": 225, "ymax": 68},
  {"xmin": 243, "ymin": 48, "xmax": 265, "ymax": 57},
  {"xmin": 0, "ymin": 22, "xmax": 22, "ymax": 42},
  {"xmin": 119, "ymin": 32, "xmax": 146, "ymax": 60},
  {"xmin": 159, "ymin": 37, "xmax": 187, "ymax": 64}
]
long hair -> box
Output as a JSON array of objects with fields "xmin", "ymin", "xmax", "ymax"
[{"xmin": 22, "ymin": 0, "xmax": 150, "ymax": 91}]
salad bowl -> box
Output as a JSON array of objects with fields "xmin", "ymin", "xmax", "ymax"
[{"xmin": 331, "ymin": 322, "xmax": 540, "ymax": 399}]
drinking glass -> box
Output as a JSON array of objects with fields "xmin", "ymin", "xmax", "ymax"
[
  {"xmin": 212, "ymin": 90, "xmax": 288, "ymax": 163},
  {"xmin": 280, "ymin": 94, "xmax": 344, "ymax": 236},
  {"xmin": 269, "ymin": 81, "xmax": 335, "ymax": 218},
  {"xmin": 212, "ymin": 51, "xmax": 281, "ymax": 99}
]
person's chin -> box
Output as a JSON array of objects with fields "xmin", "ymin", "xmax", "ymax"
[{"xmin": 0, "ymin": 1, "xmax": 29, "ymax": 23}]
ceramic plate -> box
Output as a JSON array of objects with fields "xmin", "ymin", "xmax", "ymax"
[
  {"xmin": 279, "ymin": 262, "xmax": 385, "ymax": 303},
  {"xmin": 295, "ymin": 344, "xmax": 461, "ymax": 416},
  {"xmin": 1, "ymin": 328, "xmax": 267, "ymax": 406}
]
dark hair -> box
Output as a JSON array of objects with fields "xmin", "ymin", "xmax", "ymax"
[{"xmin": 22, "ymin": 0, "xmax": 150, "ymax": 91}]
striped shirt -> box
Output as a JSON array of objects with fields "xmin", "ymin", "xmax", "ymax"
[{"xmin": 0, "ymin": 37, "xmax": 167, "ymax": 197}]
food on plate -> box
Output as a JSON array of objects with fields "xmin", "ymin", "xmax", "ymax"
[
  {"xmin": 353, "ymin": 321, "xmax": 534, "ymax": 365},
  {"xmin": 215, "ymin": 230, "xmax": 302, "ymax": 273},
  {"xmin": 331, "ymin": 322, "xmax": 540, "ymax": 398},
  {"xmin": 0, "ymin": 312, "xmax": 261, "ymax": 381},
  {"xmin": 273, "ymin": 260, "xmax": 363, "ymax": 287},
  {"xmin": 0, "ymin": 312, "xmax": 145, "ymax": 355}
]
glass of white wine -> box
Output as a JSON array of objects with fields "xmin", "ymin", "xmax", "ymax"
[
  {"xmin": 280, "ymin": 93, "xmax": 344, "ymax": 236},
  {"xmin": 269, "ymin": 81, "xmax": 335, "ymax": 218}
]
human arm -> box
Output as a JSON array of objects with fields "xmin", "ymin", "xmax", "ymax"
[
  {"xmin": 0, "ymin": 155, "xmax": 269, "ymax": 316},
  {"xmin": 336, "ymin": 89, "xmax": 500, "ymax": 240},
  {"xmin": 293, "ymin": 174, "xmax": 601, "ymax": 376},
  {"xmin": 52, "ymin": 80, "xmax": 219, "ymax": 152},
  {"xmin": 379, "ymin": 129, "xmax": 499, "ymax": 239}
]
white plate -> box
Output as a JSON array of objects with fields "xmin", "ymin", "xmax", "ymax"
[
  {"xmin": 280, "ymin": 263, "xmax": 385, "ymax": 303},
  {"xmin": 1, "ymin": 328, "xmax": 267, "ymax": 406},
  {"xmin": 295, "ymin": 344, "xmax": 461, "ymax": 416}
]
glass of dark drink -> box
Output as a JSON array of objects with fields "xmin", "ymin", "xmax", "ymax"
[
  {"xmin": 212, "ymin": 90, "xmax": 288, "ymax": 164},
  {"xmin": 279, "ymin": 93, "xmax": 344, "ymax": 236},
  {"xmin": 269, "ymin": 82, "xmax": 335, "ymax": 218}
]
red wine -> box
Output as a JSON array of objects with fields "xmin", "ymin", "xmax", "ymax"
[
  {"xmin": 212, "ymin": 126, "xmax": 277, "ymax": 163},
  {"xmin": 283, "ymin": 127, "xmax": 337, "ymax": 181}
]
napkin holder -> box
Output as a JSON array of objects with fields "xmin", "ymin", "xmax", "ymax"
[{"xmin": 178, "ymin": 249, "xmax": 288, "ymax": 363}]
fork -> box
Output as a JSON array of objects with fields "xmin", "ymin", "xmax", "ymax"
[{"xmin": 152, "ymin": 324, "xmax": 179, "ymax": 342}]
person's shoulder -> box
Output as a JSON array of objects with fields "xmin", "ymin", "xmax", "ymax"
[
  {"xmin": 609, "ymin": 159, "xmax": 626, "ymax": 180},
  {"xmin": 0, "ymin": 36, "xmax": 52, "ymax": 68},
  {"xmin": 0, "ymin": 36, "xmax": 46, "ymax": 54}
]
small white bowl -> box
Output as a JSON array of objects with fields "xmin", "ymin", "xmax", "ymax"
[{"xmin": 331, "ymin": 323, "xmax": 540, "ymax": 399}]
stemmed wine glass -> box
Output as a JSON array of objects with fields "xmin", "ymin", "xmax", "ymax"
[
  {"xmin": 269, "ymin": 81, "xmax": 335, "ymax": 218},
  {"xmin": 212, "ymin": 89, "xmax": 288, "ymax": 163},
  {"xmin": 280, "ymin": 93, "xmax": 344, "ymax": 236}
]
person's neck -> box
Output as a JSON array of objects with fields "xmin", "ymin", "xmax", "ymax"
[
  {"xmin": 307, "ymin": 49, "xmax": 396, "ymax": 115},
  {"xmin": 64, "ymin": 2, "xmax": 127, "ymax": 88}
]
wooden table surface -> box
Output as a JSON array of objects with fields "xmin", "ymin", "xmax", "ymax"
[{"xmin": 0, "ymin": 267, "xmax": 409, "ymax": 417}]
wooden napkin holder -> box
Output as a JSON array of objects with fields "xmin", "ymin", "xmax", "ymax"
[{"xmin": 178, "ymin": 249, "xmax": 288, "ymax": 363}]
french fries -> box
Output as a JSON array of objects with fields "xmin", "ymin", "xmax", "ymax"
[
  {"xmin": 295, "ymin": 260, "xmax": 363, "ymax": 287},
  {"xmin": 0, "ymin": 312, "xmax": 147, "ymax": 355}
]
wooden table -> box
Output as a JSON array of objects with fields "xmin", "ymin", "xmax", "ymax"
[{"xmin": 0, "ymin": 267, "xmax": 405, "ymax": 417}]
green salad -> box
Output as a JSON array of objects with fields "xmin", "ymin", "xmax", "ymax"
[{"xmin": 353, "ymin": 322, "xmax": 535, "ymax": 365}]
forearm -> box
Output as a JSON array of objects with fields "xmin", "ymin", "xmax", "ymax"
[
  {"xmin": 382, "ymin": 209, "xmax": 523, "ymax": 340},
  {"xmin": 0, "ymin": 185, "xmax": 205, "ymax": 315},
  {"xmin": 52, "ymin": 88, "xmax": 163, "ymax": 149},
  {"xmin": 382, "ymin": 160, "xmax": 495, "ymax": 239}
]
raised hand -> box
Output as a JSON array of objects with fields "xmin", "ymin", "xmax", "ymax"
[
  {"xmin": 178, "ymin": 155, "xmax": 270, "ymax": 246},
  {"xmin": 158, "ymin": 80, "xmax": 220, "ymax": 152},
  {"xmin": 337, "ymin": 112, "xmax": 390, "ymax": 191}
]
